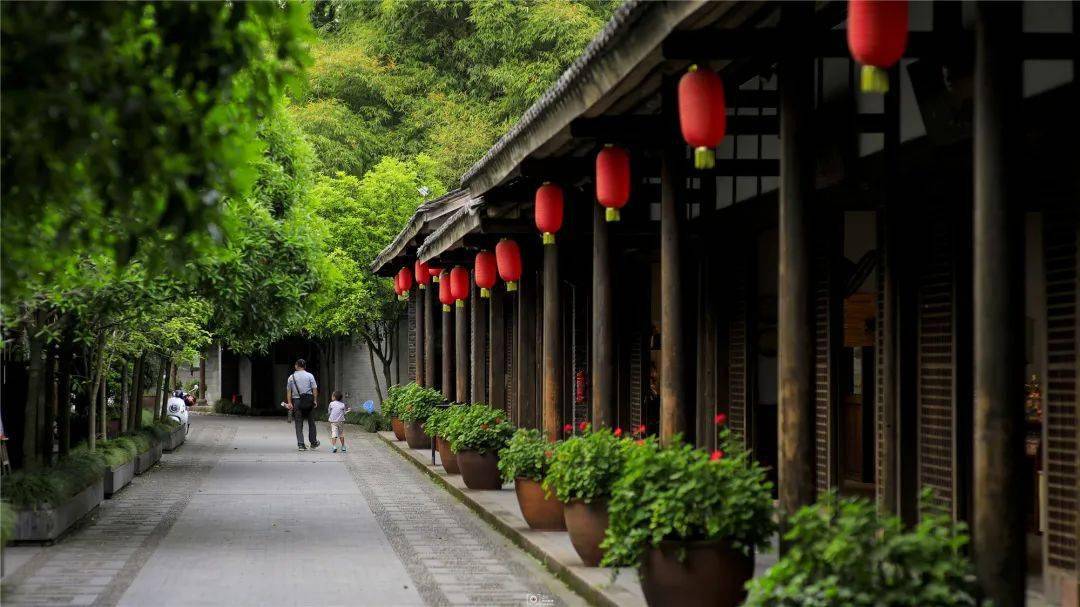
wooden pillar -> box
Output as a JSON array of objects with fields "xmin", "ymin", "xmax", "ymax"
[
  {"xmin": 471, "ymin": 284, "xmax": 487, "ymax": 403},
  {"xmin": 416, "ymin": 287, "xmax": 426, "ymax": 387},
  {"xmin": 456, "ymin": 299, "xmax": 468, "ymax": 403},
  {"xmin": 973, "ymin": 3, "xmax": 1024, "ymax": 604},
  {"xmin": 442, "ymin": 303, "xmax": 453, "ymax": 400},
  {"xmin": 777, "ymin": 2, "xmax": 816, "ymax": 525},
  {"xmin": 659, "ymin": 149, "xmax": 684, "ymax": 445},
  {"xmin": 489, "ymin": 286, "xmax": 506, "ymax": 410},
  {"xmin": 542, "ymin": 242, "xmax": 561, "ymax": 440},
  {"xmin": 592, "ymin": 203, "xmax": 614, "ymax": 428},
  {"xmin": 425, "ymin": 282, "xmax": 437, "ymax": 392},
  {"xmin": 517, "ymin": 270, "xmax": 539, "ymax": 428}
]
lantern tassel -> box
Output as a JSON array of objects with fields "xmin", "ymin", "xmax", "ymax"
[
  {"xmin": 456, "ymin": 299, "xmax": 465, "ymax": 308},
  {"xmin": 480, "ymin": 288, "xmax": 490, "ymax": 298},
  {"xmin": 418, "ymin": 284, "xmax": 425, "ymax": 290},
  {"xmin": 402, "ymin": 291, "xmax": 409, "ymax": 299},
  {"xmin": 433, "ymin": 275, "xmax": 440, "ymax": 283},
  {"xmin": 693, "ymin": 147, "xmax": 715, "ymax": 170},
  {"xmin": 442, "ymin": 304, "xmax": 451, "ymax": 312},
  {"xmin": 605, "ymin": 208, "xmax": 620, "ymax": 222},
  {"xmin": 506, "ymin": 281, "xmax": 517, "ymax": 292},
  {"xmin": 860, "ymin": 65, "xmax": 890, "ymax": 94},
  {"xmin": 542, "ymin": 232, "xmax": 555, "ymax": 245}
]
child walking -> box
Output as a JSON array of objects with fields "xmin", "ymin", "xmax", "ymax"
[{"xmin": 328, "ymin": 391, "xmax": 351, "ymax": 453}]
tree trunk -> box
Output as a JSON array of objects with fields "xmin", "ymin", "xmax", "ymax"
[
  {"xmin": 120, "ymin": 359, "xmax": 129, "ymax": 433},
  {"xmin": 22, "ymin": 323, "xmax": 44, "ymax": 470},
  {"xmin": 367, "ymin": 336, "xmax": 384, "ymax": 405},
  {"xmin": 41, "ymin": 343, "xmax": 57, "ymax": 465},
  {"xmin": 100, "ymin": 367, "xmax": 107, "ymax": 441},
  {"xmin": 131, "ymin": 355, "xmax": 145, "ymax": 429},
  {"xmin": 88, "ymin": 333, "xmax": 106, "ymax": 451},
  {"xmin": 58, "ymin": 340, "xmax": 73, "ymax": 457},
  {"xmin": 198, "ymin": 354, "xmax": 207, "ymax": 404},
  {"xmin": 157, "ymin": 356, "xmax": 170, "ymax": 421},
  {"xmin": 318, "ymin": 342, "xmax": 330, "ymax": 407}
]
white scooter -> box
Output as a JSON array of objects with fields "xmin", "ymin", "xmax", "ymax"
[{"xmin": 166, "ymin": 390, "xmax": 191, "ymax": 435}]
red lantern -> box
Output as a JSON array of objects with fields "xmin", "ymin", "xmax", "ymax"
[
  {"xmin": 415, "ymin": 260, "xmax": 431, "ymax": 288},
  {"xmin": 847, "ymin": 0, "xmax": 908, "ymax": 93},
  {"xmin": 678, "ymin": 65, "xmax": 726, "ymax": 170},
  {"xmin": 397, "ymin": 267, "xmax": 412, "ymax": 300},
  {"xmin": 596, "ymin": 145, "xmax": 631, "ymax": 222},
  {"xmin": 450, "ymin": 266, "xmax": 470, "ymax": 307},
  {"xmin": 495, "ymin": 239, "xmax": 522, "ymax": 292},
  {"xmin": 534, "ymin": 182, "xmax": 563, "ymax": 245},
  {"xmin": 438, "ymin": 271, "xmax": 454, "ymax": 311},
  {"xmin": 474, "ymin": 251, "xmax": 497, "ymax": 298},
  {"xmin": 429, "ymin": 266, "xmax": 442, "ymax": 283}
]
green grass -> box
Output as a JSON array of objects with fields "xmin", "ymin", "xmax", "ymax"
[
  {"xmin": 1, "ymin": 450, "xmax": 107, "ymax": 510},
  {"xmin": 1, "ymin": 500, "xmax": 14, "ymax": 546},
  {"xmin": 97, "ymin": 437, "xmax": 138, "ymax": 468}
]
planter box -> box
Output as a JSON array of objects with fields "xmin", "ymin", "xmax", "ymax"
[
  {"xmin": 12, "ymin": 478, "xmax": 104, "ymax": 542},
  {"xmin": 163, "ymin": 426, "xmax": 186, "ymax": 452},
  {"xmin": 135, "ymin": 442, "xmax": 163, "ymax": 475},
  {"xmin": 104, "ymin": 460, "xmax": 135, "ymax": 497}
]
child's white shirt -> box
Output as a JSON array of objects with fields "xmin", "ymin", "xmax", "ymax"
[{"xmin": 328, "ymin": 400, "xmax": 349, "ymax": 422}]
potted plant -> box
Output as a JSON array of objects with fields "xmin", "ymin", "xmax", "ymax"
[
  {"xmin": 498, "ymin": 428, "xmax": 564, "ymax": 530},
  {"xmin": 397, "ymin": 384, "xmax": 444, "ymax": 449},
  {"xmin": 746, "ymin": 489, "xmax": 978, "ymax": 606},
  {"xmin": 383, "ymin": 385, "xmax": 406, "ymax": 441},
  {"xmin": 601, "ymin": 425, "xmax": 775, "ymax": 607},
  {"xmin": 544, "ymin": 425, "xmax": 629, "ymax": 566},
  {"xmin": 425, "ymin": 405, "xmax": 464, "ymax": 474},
  {"xmin": 443, "ymin": 404, "xmax": 513, "ymax": 490},
  {"xmin": 3, "ymin": 449, "xmax": 107, "ymax": 541},
  {"xmin": 97, "ymin": 437, "xmax": 138, "ymax": 497}
]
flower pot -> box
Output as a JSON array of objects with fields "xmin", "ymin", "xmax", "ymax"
[
  {"xmin": 436, "ymin": 437, "xmax": 459, "ymax": 474},
  {"xmin": 563, "ymin": 499, "xmax": 609, "ymax": 566},
  {"xmin": 514, "ymin": 478, "xmax": 565, "ymax": 530},
  {"xmin": 404, "ymin": 421, "xmax": 431, "ymax": 449},
  {"xmin": 639, "ymin": 538, "xmax": 754, "ymax": 607},
  {"xmin": 456, "ymin": 450, "xmax": 502, "ymax": 490},
  {"xmin": 391, "ymin": 417, "xmax": 405, "ymax": 441}
]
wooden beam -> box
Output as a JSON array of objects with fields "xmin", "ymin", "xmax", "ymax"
[
  {"xmin": 663, "ymin": 29, "xmax": 1075, "ymax": 61},
  {"xmin": 592, "ymin": 204, "xmax": 614, "ymax": 428},
  {"xmin": 442, "ymin": 304, "xmax": 453, "ymax": 401},
  {"xmin": 425, "ymin": 284, "xmax": 437, "ymax": 392},
  {"xmin": 973, "ymin": 3, "xmax": 1025, "ymax": 605},
  {"xmin": 571, "ymin": 114, "xmax": 885, "ymax": 143},
  {"xmin": 542, "ymin": 242, "xmax": 561, "ymax": 441},
  {"xmin": 489, "ymin": 286, "xmax": 506, "ymax": 410},
  {"xmin": 777, "ymin": 3, "xmax": 816, "ymax": 533},
  {"xmin": 456, "ymin": 299, "xmax": 469, "ymax": 403},
  {"xmin": 659, "ymin": 147, "xmax": 684, "ymax": 445},
  {"xmin": 471, "ymin": 284, "xmax": 487, "ymax": 403},
  {"xmin": 517, "ymin": 271, "xmax": 539, "ymax": 428}
]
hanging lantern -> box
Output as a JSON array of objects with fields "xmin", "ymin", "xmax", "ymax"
[
  {"xmin": 534, "ymin": 182, "xmax": 563, "ymax": 245},
  {"xmin": 847, "ymin": 0, "xmax": 908, "ymax": 94},
  {"xmin": 474, "ymin": 251, "xmax": 497, "ymax": 298},
  {"xmin": 450, "ymin": 266, "xmax": 470, "ymax": 308},
  {"xmin": 415, "ymin": 260, "xmax": 431, "ymax": 288},
  {"xmin": 495, "ymin": 239, "xmax": 522, "ymax": 292},
  {"xmin": 678, "ymin": 64, "xmax": 726, "ymax": 170},
  {"xmin": 438, "ymin": 271, "xmax": 454, "ymax": 311},
  {"xmin": 429, "ymin": 266, "xmax": 442, "ymax": 283},
  {"xmin": 397, "ymin": 267, "xmax": 412, "ymax": 300},
  {"xmin": 596, "ymin": 145, "xmax": 631, "ymax": 222}
]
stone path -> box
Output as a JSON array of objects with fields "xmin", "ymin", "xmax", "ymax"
[{"xmin": 1, "ymin": 416, "xmax": 584, "ymax": 607}]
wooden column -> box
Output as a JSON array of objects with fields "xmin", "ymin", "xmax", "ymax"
[
  {"xmin": 592, "ymin": 203, "xmax": 614, "ymax": 428},
  {"xmin": 659, "ymin": 149, "xmax": 684, "ymax": 445},
  {"xmin": 456, "ymin": 299, "xmax": 469, "ymax": 403},
  {"xmin": 777, "ymin": 2, "xmax": 816, "ymax": 525},
  {"xmin": 442, "ymin": 303, "xmax": 453, "ymax": 400},
  {"xmin": 471, "ymin": 284, "xmax": 487, "ymax": 403},
  {"xmin": 416, "ymin": 287, "xmax": 426, "ymax": 387},
  {"xmin": 489, "ymin": 286, "xmax": 506, "ymax": 410},
  {"xmin": 542, "ymin": 242, "xmax": 561, "ymax": 440},
  {"xmin": 518, "ymin": 269, "xmax": 539, "ymax": 428},
  {"xmin": 973, "ymin": 3, "xmax": 1024, "ymax": 605},
  {"xmin": 425, "ymin": 282, "xmax": 438, "ymax": 391}
]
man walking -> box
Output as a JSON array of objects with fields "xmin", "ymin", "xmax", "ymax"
[{"xmin": 287, "ymin": 359, "xmax": 320, "ymax": 451}]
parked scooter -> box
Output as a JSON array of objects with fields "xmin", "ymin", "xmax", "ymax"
[{"xmin": 166, "ymin": 390, "xmax": 191, "ymax": 435}]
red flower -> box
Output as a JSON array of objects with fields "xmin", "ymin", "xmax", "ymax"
[
  {"xmin": 480, "ymin": 423, "xmax": 489, "ymax": 430},
  {"xmin": 578, "ymin": 421, "xmax": 589, "ymax": 431},
  {"xmin": 710, "ymin": 450, "xmax": 724, "ymax": 461},
  {"xmin": 714, "ymin": 413, "xmax": 727, "ymax": 425},
  {"xmin": 544, "ymin": 450, "xmax": 553, "ymax": 459},
  {"xmin": 613, "ymin": 427, "xmax": 623, "ymax": 437},
  {"xmin": 563, "ymin": 423, "xmax": 573, "ymax": 433},
  {"xmin": 633, "ymin": 424, "xmax": 647, "ymax": 436},
  {"xmin": 635, "ymin": 439, "xmax": 645, "ymax": 446}
]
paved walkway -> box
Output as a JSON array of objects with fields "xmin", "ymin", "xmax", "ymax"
[{"xmin": 1, "ymin": 417, "xmax": 585, "ymax": 607}]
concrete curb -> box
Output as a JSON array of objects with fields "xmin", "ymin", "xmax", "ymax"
[{"xmin": 376, "ymin": 432, "xmax": 633, "ymax": 607}]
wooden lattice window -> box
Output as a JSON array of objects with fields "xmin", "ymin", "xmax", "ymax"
[
  {"xmin": 729, "ymin": 273, "xmax": 749, "ymax": 445},
  {"xmin": 407, "ymin": 299, "xmax": 417, "ymax": 382}
]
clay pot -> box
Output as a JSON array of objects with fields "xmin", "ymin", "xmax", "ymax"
[
  {"xmin": 391, "ymin": 417, "xmax": 405, "ymax": 441},
  {"xmin": 639, "ymin": 538, "xmax": 754, "ymax": 607},
  {"xmin": 514, "ymin": 478, "xmax": 565, "ymax": 530},
  {"xmin": 563, "ymin": 499, "xmax": 609, "ymax": 566},
  {"xmin": 456, "ymin": 450, "xmax": 502, "ymax": 490},
  {"xmin": 404, "ymin": 421, "xmax": 431, "ymax": 449},
  {"xmin": 436, "ymin": 437, "xmax": 459, "ymax": 474}
]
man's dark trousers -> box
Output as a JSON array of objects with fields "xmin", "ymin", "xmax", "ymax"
[{"xmin": 294, "ymin": 394, "xmax": 317, "ymax": 446}]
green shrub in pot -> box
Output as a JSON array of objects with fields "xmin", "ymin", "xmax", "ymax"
[
  {"xmin": 381, "ymin": 384, "xmax": 404, "ymax": 420},
  {"xmin": 542, "ymin": 427, "xmax": 628, "ymax": 504},
  {"xmin": 599, "ymin": 430, "xmax": 775, "ymax": 568},
  {"xmin": 497, "ymin": 428, "xmax": 553, "ymax": 484},
  {"xmin": 443, "ymin": 404, "xmax": 513, "ymax": 454},
  {"xmin": 424, "ymin": 404, "xmax": 464, "ymax": 439},
  {"xmin": 395, "ymin": 384, "xmax": 444, "ymax": 424},
  {"xmin": 744, "ymin": 490, "xmax": 978, "ymax": 607}
]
